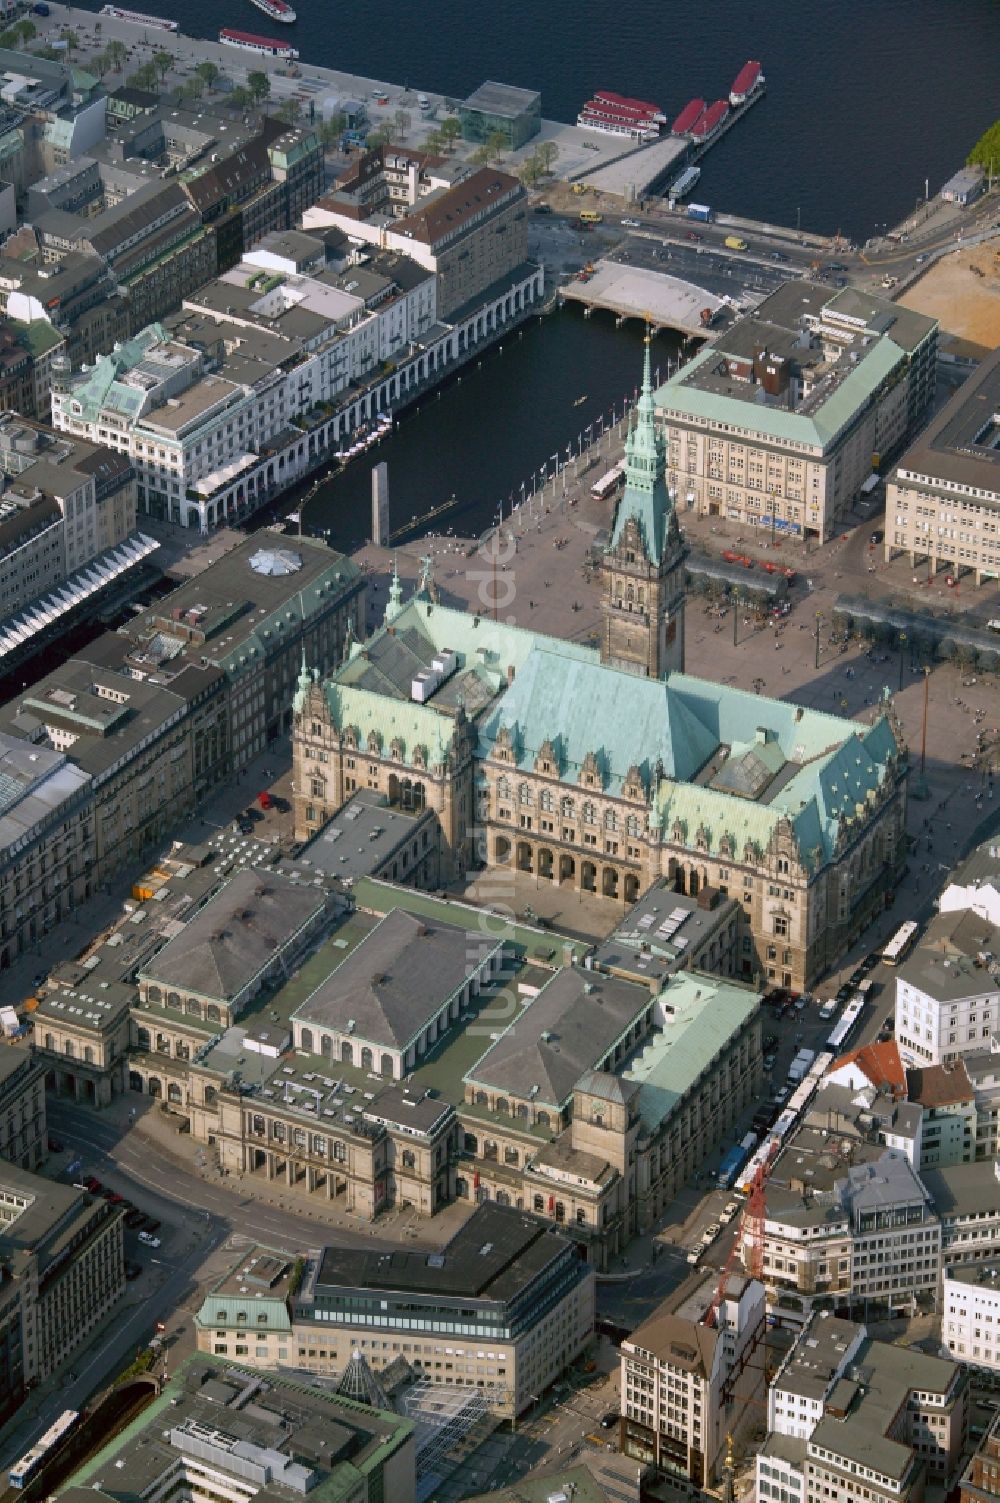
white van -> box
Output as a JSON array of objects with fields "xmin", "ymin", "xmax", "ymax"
[{"xmin": 417, "ymin": 93, "xmax": 430, "ymax": 113}]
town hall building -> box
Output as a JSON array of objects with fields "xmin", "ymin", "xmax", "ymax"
[{"xmin": 293, "ymin": 339, "xmax": 908, "ymax": 989}]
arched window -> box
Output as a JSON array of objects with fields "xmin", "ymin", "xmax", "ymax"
[
  {"xmin": 64, "ymin": 1040, "xmax": 74, "ymax": 1058},
  {"xmin": 44, "ymin": 1032, "xmax": 54, "ymax": 1051},
  {"xmin": 537, "ymin": 1110, "xmax": 551, "ymax": 1128},
  {"xmin": 381, "ymin": 1053, "xmax": 393, "ymax": 1077},
  {"xmin": 136, "ymin": 1027, "xmax": 150, "ymax": 1051},
  {"xmin": 206, "ymin": 1005, "xmax": 220, "ymax": 1024},
  {"xmin": 84, "ymin": 1046, "xmax": 94, "ymax": 1064},
  {"xmin": 341, "ymin": 1041, "xmax": 353, "ymax": 1065},
  {"xmin": 299, "ymin": 1028, "xmax": 314, "ymax": 1053},
  {"xmin": 320, "ymin": 1034, "xmax": 332, "ymax": 1057},
  {"xmin": 495, "ymin": 1097, "xmax": 509, "ymax": 1115},
  {"xmin": 561, "ymin": 796, "xmax": 575, "ymax": 820},
  {"xmin": 361, "ymin": 1046, "xmax": 373, "ymax": 1070},
  {"xmin": 146, "ymin": 986, "xmax": 161, "ymax": 1003},
  {"xmin": 475, "ymin": 1090, "xmax": 487, "ymax": 1106},
  {"xmin": 166, "ymin": 991, "xmax": 180, "ymax": 1007},
  {"xmin": 186, "ymin": 998, "xmax": 201, "ymax": 1016},
  {"xmin": 402, "ymin": 1149, "xmax": 415, "ymax": 1169}
]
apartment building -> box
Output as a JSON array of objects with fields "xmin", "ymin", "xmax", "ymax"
[
  {"xmin": 195, "ymin": 1205, "xmax": 595, "ymax": 1419},
  {"xmin": 757, "ymin": 1149, "xmax": 941, "ymax": 1322},
  {"xmin": 56, "ymin": 1356, "xmax": 416, "ymax": 1503},
  {"xmin": 0, "ymin": 731, "xmax": 94, "ymax": 976},
  {"xmin": 658, "ymin": 283, "xmax": 937, "ymax": 543},
  {"xmin": 962, "ymin": 1411, "xmax": 1000, "ymax": 1503},
  {"xmin": 0, "ymin": 1046, "xmax": 46, "ymax": 1171},
  {"xmin": 886, "ymin": 347, "xmax": 1000, "ymax": 584},
  {"xmin": 0, "ymin": 245, "xmax": 130, "ymax": 379},
  {"xmin": 940, "ymin": 840, "xmax": 1000, "ymax": 926},
  {"xmin": 906, "ymin": 1062, "xmax": 977, "ymax": 1167},
  {"xmin": 0, "ymin": 1163, "xmax": 124, "ymax": 1396},
  {"xmin": 620, "ymin": 1272, "xmax": 766, "ymax": 1485},
  {"xmin": 0, "ymin": 490, "xmax": 63, "ymax": 621},
  {"xmin": 895, "ymin": 907, "xmax": 1000, "ymax": 1067},
  {"xmin": 758, "ymin": 1311, "xmax": 968, "ymax": 1503},
  {"xmin": 305, "ymin": 164, "xmax": 530, "ymax": 317}
]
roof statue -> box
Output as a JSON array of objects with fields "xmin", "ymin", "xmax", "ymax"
[
  {"xmin": 608, "ymin": 325, "xmax": 674, "ymax": 566},
  {"xmin": 417, "ymin": 551, "xmax": 438, "ymax": 603},
  {"xmin": 384, "ymin": 554, "xmax": 404, "ymax": 625},
  {"xmin": 293, "ymin": 646, "xmax": 312, "ymax": 713}
]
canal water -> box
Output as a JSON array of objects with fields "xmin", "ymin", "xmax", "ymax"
[{"xmin": 303, "ymin": 305, "xmax": 662, "ymax": 552}]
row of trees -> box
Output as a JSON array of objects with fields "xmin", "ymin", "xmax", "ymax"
[{"xmin": 517, "ymin": 140, "xmax": 559, "ymax": 185}]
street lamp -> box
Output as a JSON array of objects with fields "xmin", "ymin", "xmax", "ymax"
[
  {"xmin": 814, "ymin": 612, "xmax": 824, "ymax": 671},
  {"xmin": 898, "ymin": 631, "xmax": 907, "ymax": 692}
]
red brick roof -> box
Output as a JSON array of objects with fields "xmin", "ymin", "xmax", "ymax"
[
  {"xmin": 832, "ymin": 1039, "xmax": 906, "ymax": 1096},
  {"xmin": 906, "ymin": 1060, "xmax": 974, "ymax": 1107}
]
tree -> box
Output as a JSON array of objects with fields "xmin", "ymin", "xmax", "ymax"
[
  {"xmin": 92, "ymin": 46, "xmax": 112, "ymax": 78},
  {"xmin": 968, "ymin": 119, "xmax": 1000, "ymax": 179},
  {"xmin": 151, "ymin": 48, "xmax": 173, "ymax": 80},
  {"xmin": 439, "ymin": 115, "xmax": 461, "ymax": 146},
  {"xmin": 227, "ymin": 84, "xmax": 250, "ymax": 112},
  {"xmin": 393, "ymin": 107, "xmax": 411, "ymax": 142},
  {"xmin": 59, "ymin": 27, "xmax": 79, "ymax": 51},
  {"xmin": 485, "ymin": 128, "xmax": 507, "ymax": 165},
  {"xmin": 423, "ymin": 126, "xmax": 445, "ymax": 154},
  {"xmin": 536, "ymin": 140, "xmax": 559, "ymax": 175},
  {"xmin": 105, "ymin": 38, "xmax": 127, "ymax": 73},
  {"xmin": 246, "ymin": 70, "xmax": 270, "ymax": 106},
  {"xmin": 318, "ymin": 111, "xmax": 346, "ymax": 148},
  {"xmin": 14, "ymin": 18, "xmax": 36, "ymax": 43},
  {"xmin": 518, "ymin": 151, "xmax": 541, "ymax": 187},
  {"xmin": 275, "ymin": 97, "xmax": 300, "ymax": 124},
  {"xmin": 130, "ymin": 60, "xmax": 158, "ymax": 91},
  {"xmin": 366, "ymin": 124, "xmax": 392, "ymax": 149},
  {"xmin": 194, "ymin": 60, "xmax": 220, "ymax": 92},
  {"xmin": 469, "ymin": 143, "xmax": 492, "ymax": 166}
]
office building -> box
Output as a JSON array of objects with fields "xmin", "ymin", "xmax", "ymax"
[
  {"xmin": 0, "ymin": 1046, "xmax": 46, "ymax": 1171},
  {"xmin": 306, "ymin": 162, "xmax": 531, "ymax": 318},
  {"xmin": 922, "ymin": 1159, "xmax": 1000, "ymax": 1269},
  {"xmin": 758, "ymin": 1311, "xmax": 968, "ymax": 1503},
  {"xmin": 195, "ymin": 1205, "xmax": 595, "ymax": 1418},
  {"xmin": 620, "ymin": 1272, "xmax": 766, "ymax": 1485},
  {"xmin": 0, "ymin": 731, "xmax": 94, "ymax": 976},
  {"xmin": 659, "ymin": 283, "xmax": 937, "ymax": 542},
  {"xmin": 887, "ymin": 349, "xmax": 1000, "ymax": 583},
  {"xmin": 894, "ymin": 907, "xmax": 1000, "ymax": 1067},
  {"xmin": 459, "ymin": 82, "xmax": 541, "ymax": 151},
  {"xmin": 756, "ymin": 1149, "xmax": 941, "ymax": 1321},
  {"xmin": 293, "ymin": 349, "xmax": 907, "ymax": 991},
  {"xmin": 55, "ymin": 1356, "xmax": 416, "ymax": 1503},
  {"xmin": 0, "ymin": 1163, "xmax": 124, "ymax": 1411}
]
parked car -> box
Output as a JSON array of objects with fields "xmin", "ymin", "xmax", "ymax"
[
  {"xmin": 763, "ymin": 1034, "xmax": 778, "ymax": 1052},
  {"xmin": 686, "ymin": 1248, "xmax": 701, "ymax": 1265},
  {"xmin": 125, "ymin": 1210, "xmax": 146, "ymax": 1229},
  {"xmin": 771, "ymin": 1085, "xmax": 791, "ymax": 1107},
  {"xmin": 600, "ymin": 1411, "xmax": 619, "ymax": 1429},
  {"xmin": 701, "ymin": 1222, "xmax": 721, "ymax": 1245},
  {"xmin": 835, "ymin": 983, "xmax": 853, "ymax": 1003},
  {"xmin": 138, "ymin": 1231, "xmax": 161, "ymax": 1248},
  {"xmin": 84, "ymin": 1177, "xmax": 101, "ymax": 1193},
  {"xmin": 763, "ymin": 1053, "xmax": 777, "ymax": 1071},
  {"xmin": 770, "ymin": 250, "xmax": 788, "ymax": 260},
  {"xmin": 719, "ymin": 1200, "xmax": 741, "ymax": 1224}
]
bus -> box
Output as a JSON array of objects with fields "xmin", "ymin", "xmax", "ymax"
[
  {"xmin": 882, "ymin": 920, "xmax": 919, "ymax": 966},
  {"xmin": 9, "ymin": 1410, "xmax": 79, "ymax": 1489},
  {"xmin": 591, "ymin": 460, "xmax": 626, "ymax": 500},
  {"xmin": 827, "ymin": 995, "xmax": 865, "ymax": 1051}
]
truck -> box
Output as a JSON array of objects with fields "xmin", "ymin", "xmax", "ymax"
[
  {"xmin": 32, "ymin": 3, "xmax": 49, "ymax": 14},
  {"xmin": 787, "ymin": 1047, "xmax": 816, "ymax": 1084},
  {"xmin": 717, "ymin": 1143, "xmax": 750, "ymax": 1189},
  {"xmin": 724, "ymin": 234, "xmax": 748, "ymax": 251},
  {"xmin": 687, "ymin": 202, "xmax": 711, "ymax": 222}
]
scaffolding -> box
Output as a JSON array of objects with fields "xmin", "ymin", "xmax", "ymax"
[{"xmin": 402, "ymin": 1379, "xmax": 508, "ymax": 1503}]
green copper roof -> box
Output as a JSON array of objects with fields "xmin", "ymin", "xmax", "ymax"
[
  {"xmin": 625, "ymin": 971, "xmax": 761, "ymax": 1131},
  {"xmin": 479, "ymin": 645, "xmax": 718, "ymax": 792},
  {"xmin": 657, "ymin": 336, "xmax": 907, "ymax": 451},
  {"xmin": 65, "ymin": 323, "xmax": 170, "ymax": 423},
  {"xmin": 610, "ymin": 334, "xmax": 674, "ymax": 564}
]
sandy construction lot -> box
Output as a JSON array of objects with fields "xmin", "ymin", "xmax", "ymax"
[{"xmin": 900, "ymin": 242, "xmax": 1000, "ymax": 357}]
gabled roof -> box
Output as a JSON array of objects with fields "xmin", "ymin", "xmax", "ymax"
[
  {"xmin": 465, "ymin": 968, "xmax": 650, "ymax": 1111},
  {"xmin": 293, "ymin": 907, "xmax": 497, "ymax": 1050},
  {"xmin": 830, "ymin": 1040, "xmax": 906, "ymax": 1097}
]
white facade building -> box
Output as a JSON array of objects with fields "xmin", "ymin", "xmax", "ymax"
[
  {"xmin": 894, "ymin": 909, "xmax": 1000, "ymax": 1068},
  {"xmin": 942, "ymin": 1261, "xmax": 1000, "ymax": 1371}
]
